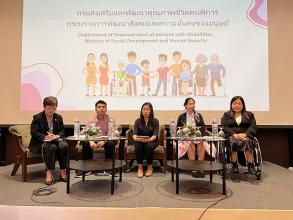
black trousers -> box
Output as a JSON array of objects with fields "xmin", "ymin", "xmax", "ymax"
[
  {"xmin": 81, "ymin": 141, "xmax": 117, "ymax": 160},
  {"xmin": 41, "ymin": 141, "xmax": 68, "ymax": 170},
  {"xmin": 134, "ymin": 141, "xmax": 158, "ymax": 165}
]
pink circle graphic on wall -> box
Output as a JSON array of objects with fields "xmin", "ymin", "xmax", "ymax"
[
  {"xmin": 20, "ymin": 63, "xmax": 64, "ymax": 111},
  {"xmin": 247, "ymin": 0, "xmax": 268, "ymax": 28}
]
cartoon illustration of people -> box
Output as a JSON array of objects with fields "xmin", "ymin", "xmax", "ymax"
[
  {"xmin": 82, "ymin": 53, "xmax": 98, "ymax": 96},
  {"xmin": 152, "ymin": 54, "xmax": 169, "ymax": 96},
  {"xmin": 180, "ymin": 59, "xmax": 192, "ymax": 96},
  {"xmin": 98, "ymin": 53, "xmax": 109, "ymax": 96},
  {"xmin": 169, "ymin": 51, "xmax": 182, "ymax": 96},
  {"xmin": 193, "ymin": 54, "xmax": 208, "ymax": 96},
  {"xmin": 124, "ymin": 51, "xmax": 142, "ymax": 96},
  {"xmin": 140, "ymin": 59, "xmax": 152, "ymax": 96},
  {"xmin": 114, "ymin": 61, "xmax": 128, "ymax": 96},
  {"xmin": 207, "ymin": 54, "xmax": 226, "ymax": 96}
]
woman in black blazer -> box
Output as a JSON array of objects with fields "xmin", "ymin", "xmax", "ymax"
[
  {"xmin": 28, "ymin": 96, "xmax": 68, "ymax": 185},
  {"xmin": 221, "ymin": 96, "xmax": 257, "ymax": 174},
  {"xmin": 133, "ymin": 102, "xmax": 159, "ymax": 178}
]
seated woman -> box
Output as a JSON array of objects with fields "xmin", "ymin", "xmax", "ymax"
[
  {"xmin": 133, "ymin": 102, "xmax": 159, "ymax": 178},
  {"xmin": 221, "ymin": 96, "xmax": 257, "ymax": 174},
  {"xmin": 29, "ymin": 96, "xmax": 68, "ymax": 185},
  {"xmin": 177, "ymin": 97, "xmax": 206, "ymax": 161}
]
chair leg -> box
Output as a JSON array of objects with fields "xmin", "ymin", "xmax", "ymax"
[
  {"xmin": 163, "ymin": 157, "xmax": 167, "ymax": 173},
  {"xmin": 123, "ymin": 159, "xmax": 128, "ymax": 172},
  {"xmin": 159, "ymin": 159, "xmax": 166, "ymax": 173},
  {"xmin": 11, "ymin": 155, "xmax": 21, "ymax": 176},
  {"xmin": 22, "ymin": 156, "xmax": 28, "ymax": 182},
  {"xmin": 129, "ymin": 159, "xmax": 134, "ymax": 167}
]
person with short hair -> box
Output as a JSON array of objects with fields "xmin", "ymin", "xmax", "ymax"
[
  {"xmin": 169, "ymin": 51, "xmax": 182, "ymax": 96},
  {"xmin": 153, "ymin": 54, "xmax": 169, "ymax": 96},
  {"xmin": 140, "ymin": 59, "xmax": 151, "ymax": 96},
  {"xmin": 125, "ymin": 51, "xmax": 142, "ymax": 96},
  {"xmin": 207, "ymin": 54, "xmax": 226, "ymax": 96},
  {"xmin": 75, "ymin": 100, "xmax": 118, "ymax": 177},
  {"xmin": 221, "ymin": 96, "xmax": 257, "ymax": 174},
  {"xmin": 29, "ymin": 96, "xmax": 68, "ymax": 185},
  {"xmin": 193, "ymin": 54, "xmax": 208, "ymax": 96},
  {"xmin": 180, "ymin": 59, "xmax": 192, "ymax": 96},
  {"xmin": 81, "ymin": 100, "xmax": 117, "ymax": 160}
]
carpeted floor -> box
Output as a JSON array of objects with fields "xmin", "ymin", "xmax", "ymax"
[{"xmin": 0, "ymin": 161, "xmax": 293, "ymax": 210}]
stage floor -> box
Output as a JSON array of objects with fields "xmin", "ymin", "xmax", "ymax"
[{"xmin": 1, "ymin": 161, "xmax": 293, "ymax": 219}]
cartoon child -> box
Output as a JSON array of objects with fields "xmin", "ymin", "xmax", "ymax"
[
  {"xmin": 169, "ymin": 51, "xmax": 182, "ymax": 96},
  {"xmin": 140, "ymin": 59, "xmax": 151, "ymax": 96},
  {"xmin": 193, "ymin": 54, "xmax": 208, "ymax": 96},
  {"xmin": 153, "ymin": 54, "xmax": 169, "ymax": 96},
  {"xmin": 114, "ymin": 61, "xmax": 128, "ymax": 96},
  {"xmin": 180, "ymin": 59, "xmax": 192, "ymax": 96},
  {"xmin": 98, "ymin": 53, "xmax": 109, "ymax": 96},
  {"xmin": 82, "ymin": 53, "xmax": 98, "ymax": 96},
  {"xmin": 207, "ymin": 54, "xmax": 226, "ymax": 96},
  {"xmin": 124, "ymin": 51, "xmax": 142, "ymax": 96}
]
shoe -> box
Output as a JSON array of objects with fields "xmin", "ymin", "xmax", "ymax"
[
  {"xmin": 75, "ymin": 171, "xmax": 91, "ymax": 178},
  {"xmin": 45, "ymin": 178, "xmax": 54, "ymax": 185},
  {"xmin": 231, "ymin": 162, "xmax": 239, "ymax": 173},
  {"xmin": 103, "ymin": 170, "xmax": 118, "ymax": 177},
  {"xmin": 248, "ymin": 163, "xmax": 257, "ymax": 174},
  {"xmin": 137, "ymin": 166, "xmax": 144, "ymax": 178},
  {"xmin": 192, "ymin": 171, "xmax": 205, "ymax": 178},
  {"xmin": 145, "ymin": 167, "xmax": 153, "ymax": 177},
  {"xmin": 59, "ymin": 175, "xmax": 67, "ymax": 182}
]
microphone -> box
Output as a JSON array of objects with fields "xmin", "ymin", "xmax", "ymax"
[{"xmin": 192, "ymin": 109, "xmax": 200, "ymax": 123}]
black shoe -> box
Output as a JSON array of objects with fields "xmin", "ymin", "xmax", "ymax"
[
  {"xmin": 75, "ymin": 171, "xmax": 91, "ymax": 178},
  {"xmin": 231, "ymin": 162, "xmax": 239, "ymax": 173},
  {"xmin": 192, "ymin": 171, "xmax": 205, "ymax": 178},
  {"xmin": 248, "ymin": 163, "xmax": 257, "ymax": 174}
]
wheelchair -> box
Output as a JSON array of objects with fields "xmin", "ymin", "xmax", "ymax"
[{"xmin": 218, "ymin": 137, "xmax": 262, "ymax": 180}]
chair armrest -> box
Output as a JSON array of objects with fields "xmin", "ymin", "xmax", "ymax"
[
  {"xmin": 10, "ymin": 133, "xmax": 27, "ymax": 154},
  {"xmin": 162, "ymin": 130, "xmax": 167, "ymax": 152},
  {"xmin": 124, "ymin": 129, "xmax": 134, "ymax": 149}
]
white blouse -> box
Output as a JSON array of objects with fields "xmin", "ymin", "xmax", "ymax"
[
  {"xmin": 235, "ymin": 115, "xmax": 242, "ymax": 125},
  {"xmin": 186, "ymin": 112, "xmax": 196, "ymax": 127}
]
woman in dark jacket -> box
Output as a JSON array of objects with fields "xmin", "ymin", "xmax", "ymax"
[
  {"xmin": 221, "ymin": 96, "xmax": 257, "ymax": 174},
  {"xmin": 29, "ymin": 96, "xmax": 68, "ymax": 185},
  {"xmin": 133, "ymin": 102, "xmax": 159, "ymax": 178}
]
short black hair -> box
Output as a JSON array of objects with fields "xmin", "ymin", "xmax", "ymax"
[
  {"xmin": 95, "ymin": 100, "xmax": 107, "ymax": 108},
  {"xmin": 43, "ymin": 96, "xmax": 58, "ymax": 107}
]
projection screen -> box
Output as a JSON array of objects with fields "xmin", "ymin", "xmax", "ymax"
[{"xmin": 0, "ymin": 0, "xmax": 292, "ymax": 125}]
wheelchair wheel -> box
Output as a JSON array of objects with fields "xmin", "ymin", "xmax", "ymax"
[
  {"xmin": 256, "ymin": 169, "xmax": 261, "ymax": 180},
  {"xmin": 253, "ymin": 137, "xmax": 262, "ymax": 180}
]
